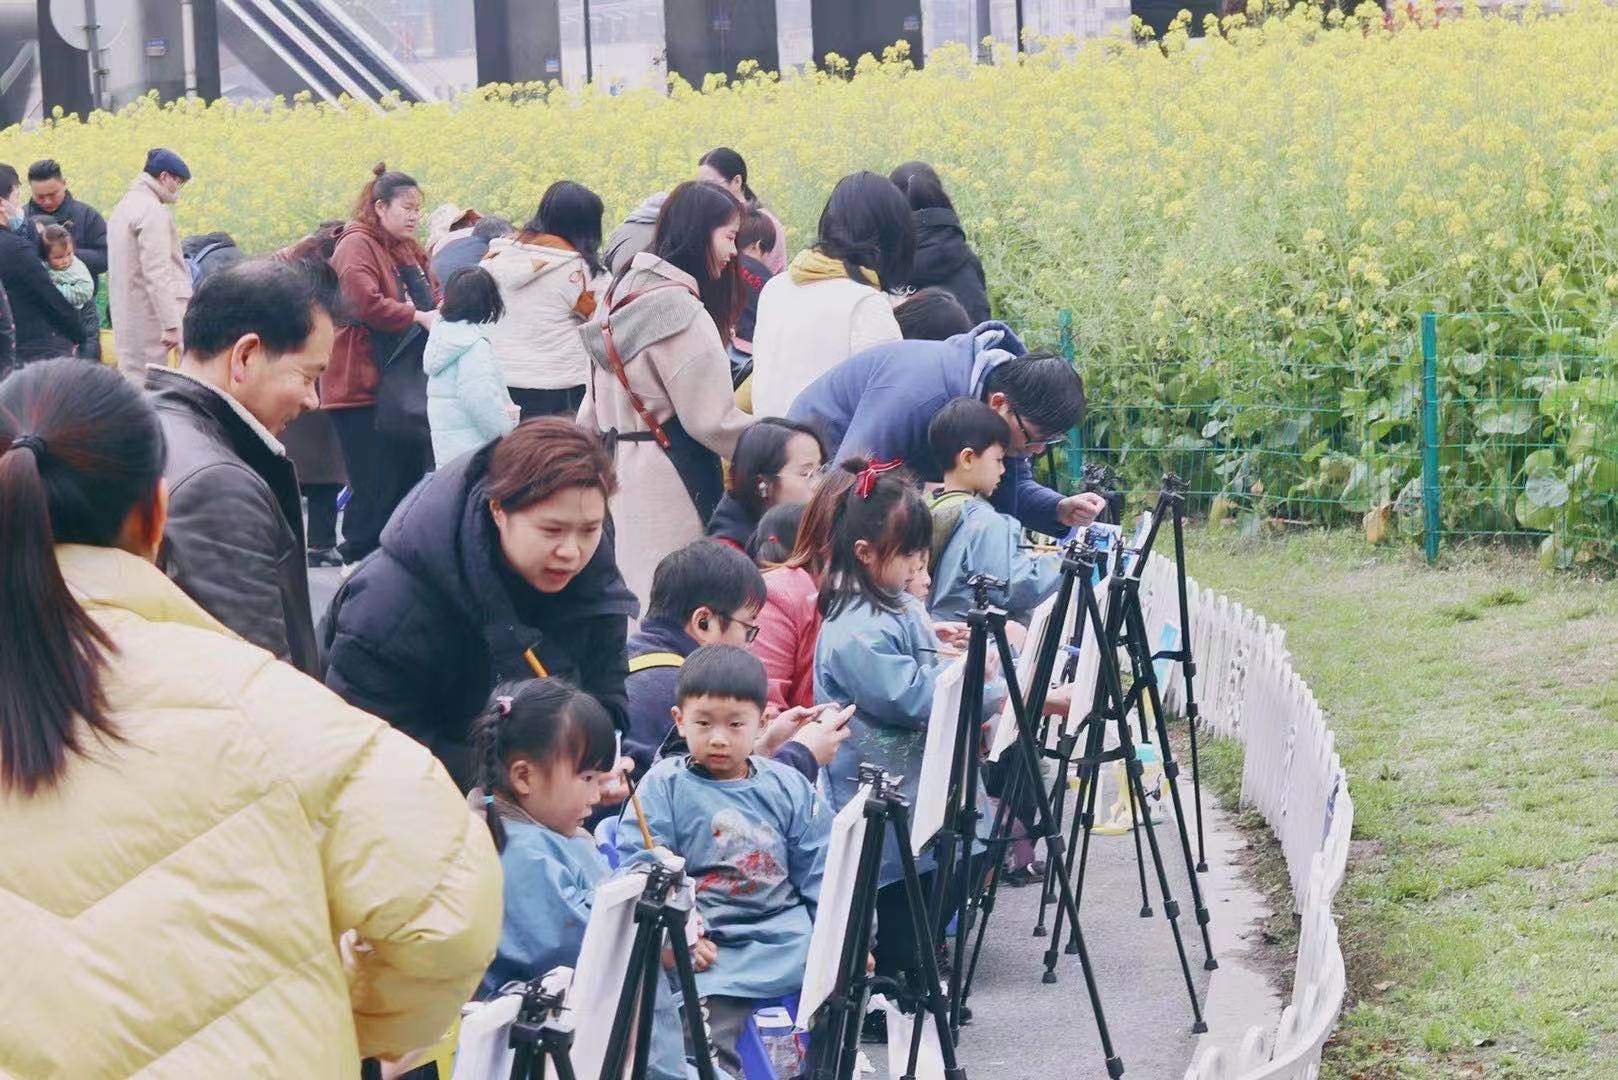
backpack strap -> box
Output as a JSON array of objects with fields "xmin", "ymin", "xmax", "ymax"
[
  {"xmin": 597, "ymin": 281, "xmax": 697, "ymax": 452},
  {"xmin": 628, "ymin": 651, "xmax": 686, "ymax": 675},
  {"xmin": 928, "ymin": 489, "xmax": 975, "ymax": 577}
]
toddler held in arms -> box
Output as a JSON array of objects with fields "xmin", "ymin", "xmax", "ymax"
[{"xmin": 619, "ymin": 645, "xmax": 832, "ymax": 1077}]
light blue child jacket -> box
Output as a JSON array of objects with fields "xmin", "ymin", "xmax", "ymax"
[
  {"xmin": 620, "ymin": 755, "xmax": 831, "ymax": 1001},
  {"xmin": 424, "ymin": 318, "xmax": 517, "ymax": 467},
  {"xmin": 930, "ymin": 494, "xmax": 1062, "ymax": 623},
  {"xmin": 814, "ymin": 593, "xmax": 1001, "ymax": 886}
]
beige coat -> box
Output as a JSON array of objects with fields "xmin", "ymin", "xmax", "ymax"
[
  {"xmin": 107, "ymin": 173, "xmax": 192, "ymax": 385},
  {"xmin": 577, "ymin": 253, "xmax": 753, "ymax": 608}
]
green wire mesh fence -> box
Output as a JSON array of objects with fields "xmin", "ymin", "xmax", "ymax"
[{"xmin": 1044, "ymin": 310, "xmax": 1618, "ymax": 568}]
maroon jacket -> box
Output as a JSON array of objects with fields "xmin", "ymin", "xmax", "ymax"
[{"xmin": 323, "ymin": 222, "xmax": 438, "ymax": 410}]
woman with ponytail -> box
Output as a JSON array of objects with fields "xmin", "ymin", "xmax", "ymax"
[
  {"xmin": 324, "ymin": 162, "xmax": 441, "ymax": 562},
  {"xmin": 749, "ymin": 170, "xmax": 914, "ymax": 416},
  {"xmin": 0, "ymin": 358, "xmax": 501, "ymax": 1076},
  {"xmin": 889, "ymin": 161, "xmax": 991, "ymax": 324},
  {"xmin": 472, "ymin": 679, "xmax": 692, "ymax": 1079}
]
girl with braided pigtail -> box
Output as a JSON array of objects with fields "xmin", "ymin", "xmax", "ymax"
[{"xmin": 472, "ymin": 679, "xmax": 703, "ymax": 1079}]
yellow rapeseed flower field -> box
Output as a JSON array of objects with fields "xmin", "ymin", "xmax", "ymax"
[{"xmin": 9, "ymin": 1, "xmax": 1616, "ymax": 557}]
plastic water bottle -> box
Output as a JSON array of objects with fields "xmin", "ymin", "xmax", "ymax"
[{"xmin": 754, "ymin": 1005, "xmax": 801, "ymax": 1077}]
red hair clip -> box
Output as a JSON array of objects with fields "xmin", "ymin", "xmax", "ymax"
[{"xmin": 855, "ymin": 457, "xmax": 904, "ymax": 499}]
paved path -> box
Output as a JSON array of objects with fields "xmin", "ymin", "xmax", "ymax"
[{"xmin": 310, "ymin": 567, "xmax": 1281, "ymax": 1079}]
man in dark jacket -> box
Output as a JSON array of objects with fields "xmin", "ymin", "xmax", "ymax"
[
  {"xmin": 0, "ymin": 162, "xmax": 86, "ymax": 363},
  {"xmin": 907, "ymin": 206, "xmax": 990, "ymax": 324},
  {"xmin": 320, "ymin": 439, "xmax": 640, "ymax": 791},
  {"xmin": 149, "ymin": 260, "xmax": 336, "ymax": 677},
  {"xmin": 788, "ymin": 322, "xmax": 1106, "ymax": 536},
  {"xmin": 27, "ymin": 159, "xmax": 109, "ymax": 287},
  {"xmin": 623, "ymin": 540, "xmax": 834, "ymax": 781}
]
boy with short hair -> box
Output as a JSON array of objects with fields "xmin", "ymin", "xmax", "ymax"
[
  {"xmin": 730, "ymin": 209, "xmax": 777, "ymax": 377},
  {"xmin": 624, "ymin": 539, "xmax": 838, "ymax": 780},
  {"xmin": 620, "ymin": 645, "xmax": 833, "ymax": 1077},
  {"xmin": 926, "ymin": 396, "xmax": 1062, "ymax": 622}
]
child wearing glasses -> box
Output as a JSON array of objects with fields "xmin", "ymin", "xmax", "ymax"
[{"xmin": 622, "ymin": 540, "xmax": 847, "ymax": 781}]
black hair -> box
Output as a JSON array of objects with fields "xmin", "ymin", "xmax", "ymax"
[
  {"xmin": 472, "ymin": 678, "xmax": 617, "ymax": 851},
  {"xmin": 440, "ymin": 265, "xmax": 506, "ymax": 324},
  {"xmin": 699, "ymin": 146, "xmax": 756, "ymax": 204},
  {"xmin": 0, "ymin": 359, "xmax": 166, "ymax": 794},
  {"xmin": 677, "ymin": 645, "xmax": 768, "ymax": 710},
  {"xmin": 647, "ymin": 539, "xmax": 767, "ymax": 626},
  {"xmin": 527, "ymin": 180, "xmax": 605, "ymax": 276},
  {"xmin": 737, "ymin": 209, "xmax": 776, "ymax": 255},
  {"xmin": 728, "ymin": 417, "xmax": 826, "ymax": 518},
  {"xmin": 644, "ymin": 180, "xmax": 744, "ymax": 345},
  {"xmin": 0, "ymin": 163, "xmax": 18, "ymax": 201},
  {"xmin": 981, "ymin": 352, "xmax": 1087, "ymax": 441},
  {"xmin": 815, "ymin": 171, "xmax": 915, "ymax": 289},
  {"xmin": 749, "ymin": 502, "xmax": 805, "ymax": 566},
  {"xmin": 929, "ymin": 396, "xmax": 1011, "ymax": 470},
  {"xmin": 896, "ymin": 287, "xmax": 972, "ymax": 340},
  {"xmin": 474, "ymin": 215, "xmax": 514, "ymax": 241},
  {"xmin": 183, "ymin": 259, "xmax": 341, "ymax": 359},
  {"xmin": 889, "ymin": 161, "xmax": 955, "ymax": 213},
  {"xmin": 27, "ymin": 159, "xmax": 62, "ymax": 184},
  {"xmin": 40, "ymin": 224, "xmax": 73, "ymax": 253},
  {"xmin": 819, "ymin": 458, "xmax": 931, "ymax": 619}
]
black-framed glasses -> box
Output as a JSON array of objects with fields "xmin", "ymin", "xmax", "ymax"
[
  {"xmin": 1012, "ymin": 409, "xmax": 1057, "ymax": 450},
  {"xmin": 725, "ymin": 615, "xmax": 762, "ymax": 644}
]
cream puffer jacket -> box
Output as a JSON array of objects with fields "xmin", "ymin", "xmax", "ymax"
[
  {"xmin": 483, "ymin": 235, "xmax": 609, "ymax": 391},
  {"xmin": 0, "ymin": 545, "xmax": 503, "ymax": 1078}
]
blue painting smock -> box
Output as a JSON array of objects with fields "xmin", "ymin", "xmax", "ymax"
[
  {"xmin": 481, "ymin": 819, "xmax": 690, "ymax": 1080},
  {"xmin": 814, "ymin": 592, "xmax": 1002, "ymax": 886},
  {"xmin": 930, "ymin": 494, "xmax": 1061, "ymax": 623},
  {"xmin": 621, "ymin": 755, "xmax": 831, "ymax": 1000}
]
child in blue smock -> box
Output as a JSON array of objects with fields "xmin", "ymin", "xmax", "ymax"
[
  {"xmin": 811, "ymin": 458, "xmax": 1003, "ymax": 1003},
  {"xmin": 621, "ymin": 645, "xmax": 832, "ymax": 1077},
  {"xmin": 473, "ymin": 679, "xmax": 693, "ymax": 1080},
  {"xmin": 925, "ymin": 397, "xmax": 1061, "ymax": 623}
]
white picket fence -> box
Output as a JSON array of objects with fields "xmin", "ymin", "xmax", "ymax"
[{"xmin": 1170, "ymin": 576, "xmax": 1354, "ymax": 1080}]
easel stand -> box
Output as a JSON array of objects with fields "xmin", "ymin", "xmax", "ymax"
[
  {"xmin": 601, "ymin": 861, "xmax": 719, "ymax": 1080},
  {"xmin": 809, "ymin": 765, "xmax": 964, "ymax": 1080},
  {"xmin": 928, "ymin": 575, "xmax": 1125, "ymax": 1078},
  {"xmin": 508, "ymin": 971, "xmax": 578, "ymax": 1080},
  {"xmin": 1160, "ymin": 476, "xmax": 1210, "ymax": 872},
  {"xmin": 1045, "ymin": 534, "xmax": 1213, "ymax": 1035}
]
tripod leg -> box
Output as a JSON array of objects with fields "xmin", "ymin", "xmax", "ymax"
[
  {"xmin": 1170, "ymin": 498, "xmax": 1210, "ymax": 874},
  {"xmin": 1126, "ymin": 746, "xmax": 1152, "ymax": 920},
  {"xmin": 601, "ymin": 913, "xmax": 660, "ymax": 1080},
  {"xmin": 665, "ymin": 906, "xmax": 720, "ymax": 1080},
  {"xmin": 992, "ymin": 625, "xmax": 1124, "ymax": 1079},
  {"xmin": 1127, "ymin": 601, "xmax": 1218, "ymax": 971},
  {"xmin": 1187, "ymin": 700, "xmax": 1209, "ymax": 873},
  {"xmin": 830, "ymin": 797, "xmax": 889, "ymax": 1080},
  {"xmin": 960, "ymin": 786, "xmax": 1016, "ymax": 1007},
  {"xmin": 892, "ymin": 801, "xmax": 968, "ymax": 1080}
]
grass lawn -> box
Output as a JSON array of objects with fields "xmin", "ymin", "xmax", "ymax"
[{"xmin": 1183, "ymin": 530, "xmax": 1618, "ymax": 1078}]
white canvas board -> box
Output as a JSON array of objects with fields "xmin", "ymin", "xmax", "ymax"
[
  {"xmin": 568, "ymin": 872, "xmax": 650, "ymax": 1079},
  {"xmin": 449, "ymin": 994, "xmax": 522, "ymax": 1080},
  {"xmin": 1122, "ymin": 511, "xmax": 1154, "ymax": 574},
  {"xmin": 884, "ymin": 997, "xmax": 947, "ymax": 1080},
  {"xmin": 987, "ymin": 594, "xmax": 1055, "ymax": 762},
  {"xmin": 1054, "ymin": 585, "xmax": 1111, "ymax": 750},
  {"xmin": 912, "ymin": 659, "xmax": 966, "ymax": 854},
  {"xmin": 796, "ymin": 786, "xmax": 872, "ymax": 1030}
]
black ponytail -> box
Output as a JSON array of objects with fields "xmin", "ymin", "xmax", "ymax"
[
  {"xmin": 472, "ymin": 678, "xmax": 618, "ymax": 852},
  {"xmin": 0, "ymin": 359, "xmax": 166, "ymax": 794}
]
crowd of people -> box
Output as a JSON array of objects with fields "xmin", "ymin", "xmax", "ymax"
[{"xmin": 0, "ymin": 143, "xmax": 1107, "ymax": 1077}]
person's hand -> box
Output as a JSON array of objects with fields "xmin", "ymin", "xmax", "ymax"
[
  {"xmin": 789, "ymin": 705, "xmax": 856, "ymax": 766},
  {"xmin": 757, "ymin": 704, "xmax": 818, "ymax": 758},
  {"xmin": 932, "ymin": 621, "xmax": 970, "ymax": 653},
  {"xmin": 597, "ymin": 755, "xmax": 636, "ymax": 805},
  {"xmin": 1042, "ymin": 682, "xmax": 1074, "ymax": 719},
  {"xmin": 160, "ymin": 326, "xmax": 181, "ymax": 352},
  {"xmin": 1057, "ymin": 491, "xmax": 1107, "ymax": 528},
  {"xmin": 506, "ymin": 403, "xmax": 522, "ymax": 423},
  {"xmin": 691, "ymin": 936, "xmax": 718, "ymax": 973},
  {"xmin": 413, "ymin": 309, "xmax": 439, "ymax": 332}
]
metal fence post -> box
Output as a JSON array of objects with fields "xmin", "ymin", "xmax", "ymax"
[
  {"xmin": 1057, "ymin": 309, "xmax": 1083, "ymax": 490},
  {"xmin": 1420, "ymin": 312, "xmax": 1441, "ymax": 564}
]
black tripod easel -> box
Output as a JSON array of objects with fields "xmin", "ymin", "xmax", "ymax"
[
  {"xmin": 600, "ymin": 859, "xmax": 720, "ymax": 1080},
  {"xmin": 507, "ymin": 968, "xmax": 578, "ymax": 1080},
  {"xmin": 1154, "ymin": 474, "xmax": 1210, "ymax": 873},
  {"xmin": 1042, "ymin": 509, "xmax": 1216, "ymax": 1035},
  {"xmin": 810, "ymin": 764, "xmax": 964, "ymax": 1080},
  {"xmin": 926, "ymin": 574, "xmax": 1125, "ymax": 1077}
]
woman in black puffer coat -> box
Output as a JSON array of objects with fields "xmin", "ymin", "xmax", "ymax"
[{"xmin": 889, "ymin": 161, "xmax": 990, "ymax": 324}]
